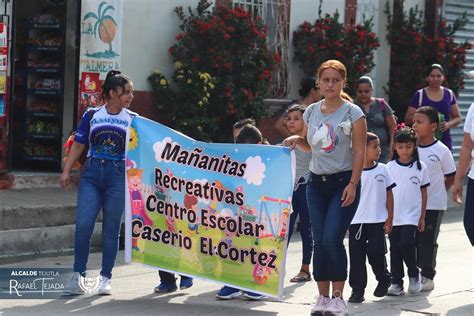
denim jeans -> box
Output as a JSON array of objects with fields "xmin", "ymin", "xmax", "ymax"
[
  {"xmin": 288, "ymin": 183, "xmax": 313, "ymax": 265},
  {"xmin": 464, "ymin": 178, "xmax": 474, "ymax": 246},
  {"xmin": 306, "ymin": 171, "xmax": 360, "ymax": 281},
  {"xmin": 74, "ymin": 157, "xmax": 125, "ymax": 279}
]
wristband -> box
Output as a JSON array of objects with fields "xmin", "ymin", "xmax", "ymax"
[{"xmin": 349, "ymin": 181, "xmax": 357, "ymax": 186}]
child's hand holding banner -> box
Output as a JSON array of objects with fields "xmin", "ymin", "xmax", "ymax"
[{"xmin": 125, "ymin": 117, "xmax": 295, "ymax": 298}]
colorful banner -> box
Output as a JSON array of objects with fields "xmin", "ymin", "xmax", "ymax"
[
  {"xmin": 125, "ymin": 117, "xmax": 295, "ymax": 298},
  {"xmin": 78, "ymin": 0, "xmax": 123, "ymax": 121}
]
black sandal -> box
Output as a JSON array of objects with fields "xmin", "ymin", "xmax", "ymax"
[{"xmin": 290, "ymin": 270, "xmax": 311, "ymax": 282}]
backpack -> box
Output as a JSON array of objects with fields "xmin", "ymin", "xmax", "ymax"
[{"xmin": 63, "ymin": 110, "xmax": 93, "ymax": 170}]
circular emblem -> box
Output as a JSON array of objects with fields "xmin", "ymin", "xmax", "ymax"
[{"xmin": 79, "ymin": 272, "xmax": 100, "ymax": 294}]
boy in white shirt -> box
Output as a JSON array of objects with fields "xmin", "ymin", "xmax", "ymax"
[
  {"xmin": 348, "ymin": 132, "xmax": 395, "ymax": 303},
  {"xmin": 412, "ymin": 106, "xmax": 456, "ymax": 291}
]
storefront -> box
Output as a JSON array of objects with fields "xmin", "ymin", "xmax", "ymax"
[
  {"xmin": 2, "ymin": 0, "xmax": 128, "ymax": 174},
  {"xmin": 0, "ymin": 0, "xmax": 110, "ymax": 173}
]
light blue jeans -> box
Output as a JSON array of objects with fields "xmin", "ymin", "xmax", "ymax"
[{"xmin": 73, "ymin": 157, "xmax": 125, "ymax": 279}]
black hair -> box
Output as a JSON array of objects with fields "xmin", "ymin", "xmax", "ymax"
[
  {"xmin": 233, "ymin": 118, "xmax": 256, "ymax": 130},
  {"xmin": 415, "ymin": 106, "xmax": 440, "ymax": 127},
  {"xmin": 286, "ymin": 104, "xmax": 306, "ymax": 115},
  {"xmin": 299, "ymin": 77, "xmax": 317, "ymax": 98},
  {"xmin": 391, "ymin": 126, "xmax": 422, "ymax": 170},
  {"xmin": 356, "ymin": 76, "xmax": 374, "ymax": 89},
  {"xmin": 367, "ymin": 131, "xmax": 379, "ymax": 144},
  {"xmin": 426, "ymin": 63, "xmax": 445, "ymax": 77},
  {"xmin": 235, "ymin": 124, "xmax": 263, "ymax": 144},
  {"xmin": 102, "ymin": 70, "xmax": 132, "ymax": 100}
]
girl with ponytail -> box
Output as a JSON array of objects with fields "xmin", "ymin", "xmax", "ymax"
[{"xmin": 386, "ymin": 125, "xmax": 430, "ymax": 296}]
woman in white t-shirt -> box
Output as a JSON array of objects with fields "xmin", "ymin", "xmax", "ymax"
[
  {"xmin": 386, "ymin": 126, "xmax": 430, "ymax": 296},
  {"xmin": 284, "ymin": 60, "xmax": 367, "ymax": 315},
  {"xmin": 452, "ymin": 103, "xmax": 474, "ymax": 246}
]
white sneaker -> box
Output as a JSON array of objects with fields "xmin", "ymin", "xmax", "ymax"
[
  {"xmin": 325, "ymin": 296, "xmax": 348, "ymax": 315},
  {"xmin": 311, "ymin": 295, "xmax": 330, "ymax": 315},
  {"xmin": 408, "ymin": 274, "xmax": 422, "ymax": 294},
  {"xmin": 421, "ymin": 277, "xmax": 434, "ymax": 292},
  {"xmin": 387, "ymin": 284, "xmax": 405, "ymax": 296},
  {"xmin": 98, "ymin": 276, "xmax": 112, "ymax": 295},
  {"xmin": 65, "ymin": 272, "xmax": 84, "ymax": 295}
]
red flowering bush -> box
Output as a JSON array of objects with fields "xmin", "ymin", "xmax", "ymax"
[
  {"xmin": 149, "ymin": 0, "xmax": 274, "ymax": 142},
  {"xmin": 293, "ymin": 10, "xmax": 380, "ymax": 95},
  {"xmin": 385, "ymin": 3, "xmax": 472, "ymax": 120}
]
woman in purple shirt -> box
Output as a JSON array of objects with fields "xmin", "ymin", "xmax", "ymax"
[{"xmin": 405, "ymin": 64, "xmax": 461, "ymax": 150}]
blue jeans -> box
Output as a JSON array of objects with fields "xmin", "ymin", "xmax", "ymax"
[
  {"xmin": 306, "ymin": 171, "xmax": 360, "ymax": 281},
  {"xmin": 464, "ymin": 178, "xmax": 474, "ymax": 246},
  {"xmin": 288, "ymin": 183, "xmax": 313, "ymax": 265},
  {"xmin": 74, "ymin": 157, "xmax": 125, "ymax": 279}
]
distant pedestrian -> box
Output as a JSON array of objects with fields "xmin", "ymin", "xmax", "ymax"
[
  {"xmin": 386, "ymin": 126, "xmax": 429, "ymax": 296},
  {"xmin": 412, "ymin": 106, "xmax": 456, "ymax": 291},
  {"xmin": 405, "ymin": 63, "xmax": 461, "ymax": 150},
  {"xmin": 274, "ymin": 77, "xmax": 321, "ymax": 139},
  {"xmin": 354, "ymin": 76, "xmax": 397, "ymax": 162},
  {"xmin": 452, "ymin": 103, "xmax": 474, "ymax": 245},
  {"xmin": 348, "ymin": 132, "xmax": 394, "ymax": 303},
  {"xmin": 61, "ymin": 70, "xmax": 137, "ymax": 295}
]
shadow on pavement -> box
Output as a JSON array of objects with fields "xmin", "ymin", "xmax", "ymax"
[
  {"xmin": 0, "ymin": 291, "xmax": 279, "ymax": 316},
  {"xmin": 446, "ymin": 303, "xmax": 474, "ymax": 315}
]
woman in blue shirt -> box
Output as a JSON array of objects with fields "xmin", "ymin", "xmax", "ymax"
[{"xmin": 61, "ymin": 70, "xmax": 136, "ymax": 295}]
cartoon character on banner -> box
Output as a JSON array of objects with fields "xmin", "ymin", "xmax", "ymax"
[
  {"xmin": 220, "ymin": 208, "xmax": 237, "ymax": 247},
  {"xmin": 127, "ymin": 168, "xmax": 154, "ymax": 252},
  {"xmin": 208, "ymin": 180, "xmax": 225, "ymax": 215},
  {"xmin": 156, "ymin": 169, "xmax": 176, "ymax": 233},
  {"xmin": 253, "ymin": 250, "xmax": 278, "ymax": 285},
  {"xmin": 275, "ymin": 208, "xmax": 290, "ymax": 244},
  {"xmin": 184, "ymin": 194, "xmax": 199, "ymax": 234}
]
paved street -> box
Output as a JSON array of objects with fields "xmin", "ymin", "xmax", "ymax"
[{"xmin": 0, "ymin": 206, "xmax": 472, "ymax": 315}]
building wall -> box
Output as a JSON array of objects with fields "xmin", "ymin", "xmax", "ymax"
[
  {"xmin": 288, "ymin": 0, "xmax": 345, "ymax": 101},
  {"xmin": 121, "ymin": 0, "xmax": 196, "ymax": 92},
  {"xmin": 116, "ymin": 0, "xmax": 427, "ymax": 139}
]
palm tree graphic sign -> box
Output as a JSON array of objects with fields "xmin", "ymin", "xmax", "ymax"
[{"xmin": 83, "ymin": 1, "xmax": 119, "ymax": 58}]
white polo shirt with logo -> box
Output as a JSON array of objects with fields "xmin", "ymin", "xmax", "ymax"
[
  {"xmin": 351, "ymin": 162, "xmax": 396, "ymax": 224},
  {"xmin": 387, "ymin": 160, "xmax": 430, "ymax": 226},
  {"xmin": 418, "ymin": 140, "xmax": 456, "ymax": 211}
]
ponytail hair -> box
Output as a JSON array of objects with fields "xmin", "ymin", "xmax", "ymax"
[
  {"xmin": 391, "ymin": 125, "xmax": 422, "ymax": 170},
  {"xmin": 102, "ymin": 70, "xmax": 131, "ymax": 100},
  {"xmin": 341, "ymin": 91, "xmax": 353, "ymax": 103}
]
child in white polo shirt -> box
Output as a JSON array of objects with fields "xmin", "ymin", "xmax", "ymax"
[
  {"xmin": 412, "ymin": 106, "xmax": 455, "ymax": 292},
  {"xmin": 348, "ymin": 132, "xmax": 395, "ymax": 303},
  {"xmin": 386, "ymin": 126, "xmax": 430, "ymax": 296}
]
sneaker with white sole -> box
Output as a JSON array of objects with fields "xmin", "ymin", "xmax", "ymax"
[
  {"xmin": 311, "ymin": 295, "xmax": 330, "ymax": 315},
  {"xmin": 387, "ymin": 284, "xmax": 405, "ymax": 296},
  {"xmin": 65, "ymin": 272, "xmax": 84, "ymax": 295},
  {"xmin": 98, "ymin": 276, "xmax": 112, "ymax": 295},
  {"xmin": 325, "ymin": 295, "xmax": 348, "ymax": 315},
  {"xmin": 408, "ymin": 274, "xmax": 422, "ymax": 294},
  {"xmin": 421, "ymin": 277, "xmax": 434, "ymax": 292},
  {"xmin": 215, "ymin": 286, "xmax": 241, "ymax": 299}
]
